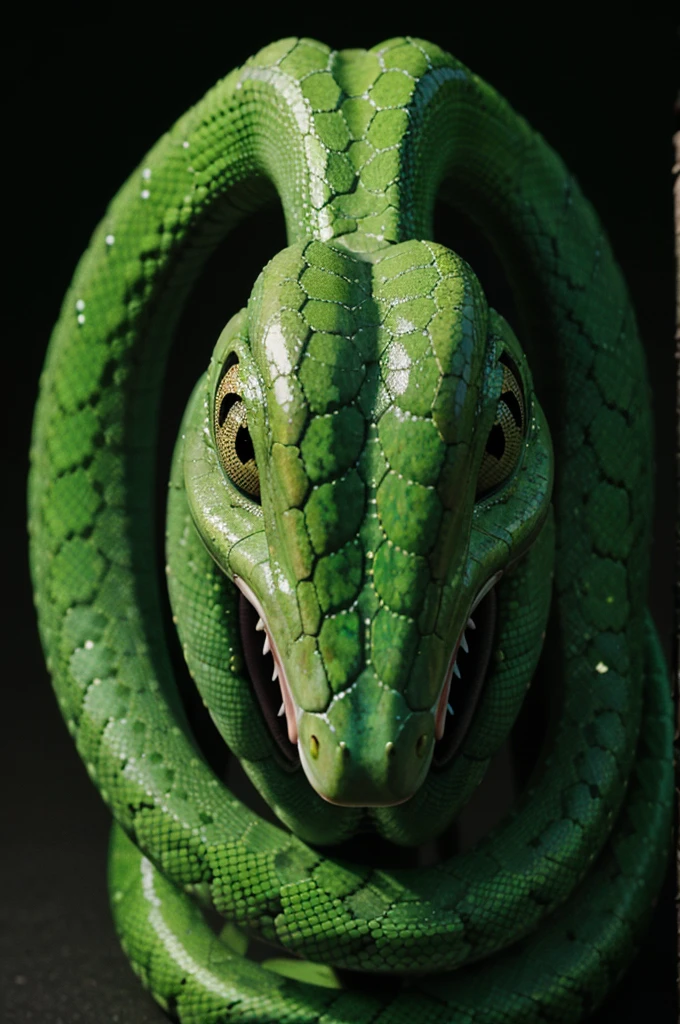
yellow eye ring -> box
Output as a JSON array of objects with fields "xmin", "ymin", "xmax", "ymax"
[
  {"xmin": 213, "ymin": 362, "xmax": 260, "ymax": 500},
  {"xmin": 476, "ymin": 357, "xmax": 525, "ymax": 499}
]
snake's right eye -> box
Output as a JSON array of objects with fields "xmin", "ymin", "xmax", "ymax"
[{"xmin": 213, "ymin": 362, "xmax": 260, "ymax": 501}]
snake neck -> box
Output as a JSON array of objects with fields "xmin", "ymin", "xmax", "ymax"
[{"xmin": 239, "ymin": 40, "xmax": 464, "ymax": 254}]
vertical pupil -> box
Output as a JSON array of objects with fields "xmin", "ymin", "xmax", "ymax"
[
  {"xmin": 486, "ymin": 423, "xmax": 505, "ymax": 459},
  {"xmin": 503, "ymin": 390, "xmax": 522, "ymax": 429},
  {"xmin": 235, "ymin": 425, "xmax": 254, "ymax": 465},
  {"xmin": 218, "ymin": 392, "xmax": 238, "ymax": 427}
]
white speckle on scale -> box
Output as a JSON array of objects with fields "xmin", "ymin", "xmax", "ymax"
[
  {"xmin": 77, "ymin": 314, "xmax": 86, "ymax": 325},
  {"xmin": 394, "ymin": 317, "xmax": 416, "ymax": 336},
  {"xmin": 105, "ymin": 234, "xmax": 115, "ymax": 246},
  {"xmin": 141, "ymin": 189, "xmax": 150, "ymax": 200},
  {"xmin": 264, "ymin": 323, "xmax": 292, "ymax": 375},
  {"xmin": 273, "ymin": 376, "xmax": 294, "ymax": 411},
  {"xmin": 84, "ymin": 640, "xmax": 94, "ymax": 650},
  {"xmin": 142, "ymin": 167, "xmax": 152, "ymax": 180},
  {"xmin": 595, "ymin": 662, "xmax": 609, "ymax": 674},
  {"xmin": 182, "ymin": 140, "xmax": 190, "ymax": 148},
  {"xmin": 75, "ymin": 299, "xmax": 85, "ymax": 311}
]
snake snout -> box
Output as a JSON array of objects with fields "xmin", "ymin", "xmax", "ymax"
[{"xmin": 296, "ymin": 680, "xmax": 436, "ymax": 807}]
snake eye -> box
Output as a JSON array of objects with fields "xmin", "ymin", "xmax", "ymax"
[
  {"xmin": 213, "ymin": 361, "xmax": 260, "ymax": 501},
  {"xmin": 476, "ymin": 354, "xmax": 525, "ymax": 500}
]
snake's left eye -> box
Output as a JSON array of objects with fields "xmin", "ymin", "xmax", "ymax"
[
  {"xmin": 213, "ymin": 362, "xmax": 260, "ymax": 501},
  {"xmin": 476, "ymin": 355, "xmax": 525, "ymax": 500}
]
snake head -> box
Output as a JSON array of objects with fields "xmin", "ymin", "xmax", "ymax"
[{"xmin": 184, "ymin": 238, "xmax": 552, "ymax": 814}]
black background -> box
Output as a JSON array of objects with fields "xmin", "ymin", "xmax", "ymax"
[{"xmin": 3, "ymin": 11, "xmax": 677, "ymax": 1023}]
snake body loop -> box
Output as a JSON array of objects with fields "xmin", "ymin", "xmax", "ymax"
[{"xmin": 29, "ymin": 37, "xmax": 672, "ymax": 1023}]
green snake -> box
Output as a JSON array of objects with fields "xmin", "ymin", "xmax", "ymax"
[{"xmin": 29, "ymin": 36, "xmax": 673, "ymax": 1023}]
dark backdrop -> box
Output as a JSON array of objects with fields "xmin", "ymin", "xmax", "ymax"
[{"xmin": 3, "ymin": 11, "xmax": 676, "ymax": 1023}]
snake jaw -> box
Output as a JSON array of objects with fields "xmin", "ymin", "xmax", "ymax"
[
  {"xmin": 236, "ymin": 569, "xmax": 502, "ymax": 776},
  {"xmin": 433, "ymin": 571, "xmax": 502, "ymax": 743},
  {"xmin": 233, "ymin": 576, "xmax": 299, "ymax": 746}
]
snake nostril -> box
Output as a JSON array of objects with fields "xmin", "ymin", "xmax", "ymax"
[
  {"xmin": 416, "ymin": 734, "xmax": 429, "ymax": 758},
  {"xmin": 310, "ymin": 735, "xmax": 320, "ymax": 759}
]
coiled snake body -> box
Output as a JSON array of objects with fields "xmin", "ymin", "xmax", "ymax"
[{"xmin": 29, "ymin": 37, "xmax": 672, "ymax": 1023}]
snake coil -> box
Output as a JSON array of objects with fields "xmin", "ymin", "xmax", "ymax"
[{"xmin": 29, "ymin": 37, "xmax": 672, "ymax": 1024}]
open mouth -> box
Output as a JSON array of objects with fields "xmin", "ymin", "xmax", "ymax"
[
  {"xmin": 235, "ymin": 572, "xmax": 499, "ymax": 775},
  {"xmin": 235, "ymin": 577, "xmax": 300, "ymax": 766},
  {"xmin": 432, "ymin": 573, "xmax": 499, "ymax": 768}
]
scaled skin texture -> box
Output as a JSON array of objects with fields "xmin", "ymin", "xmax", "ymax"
[{"xmin": 29, "ymin": 36, "xmax": 672, "ymax": 1024}]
